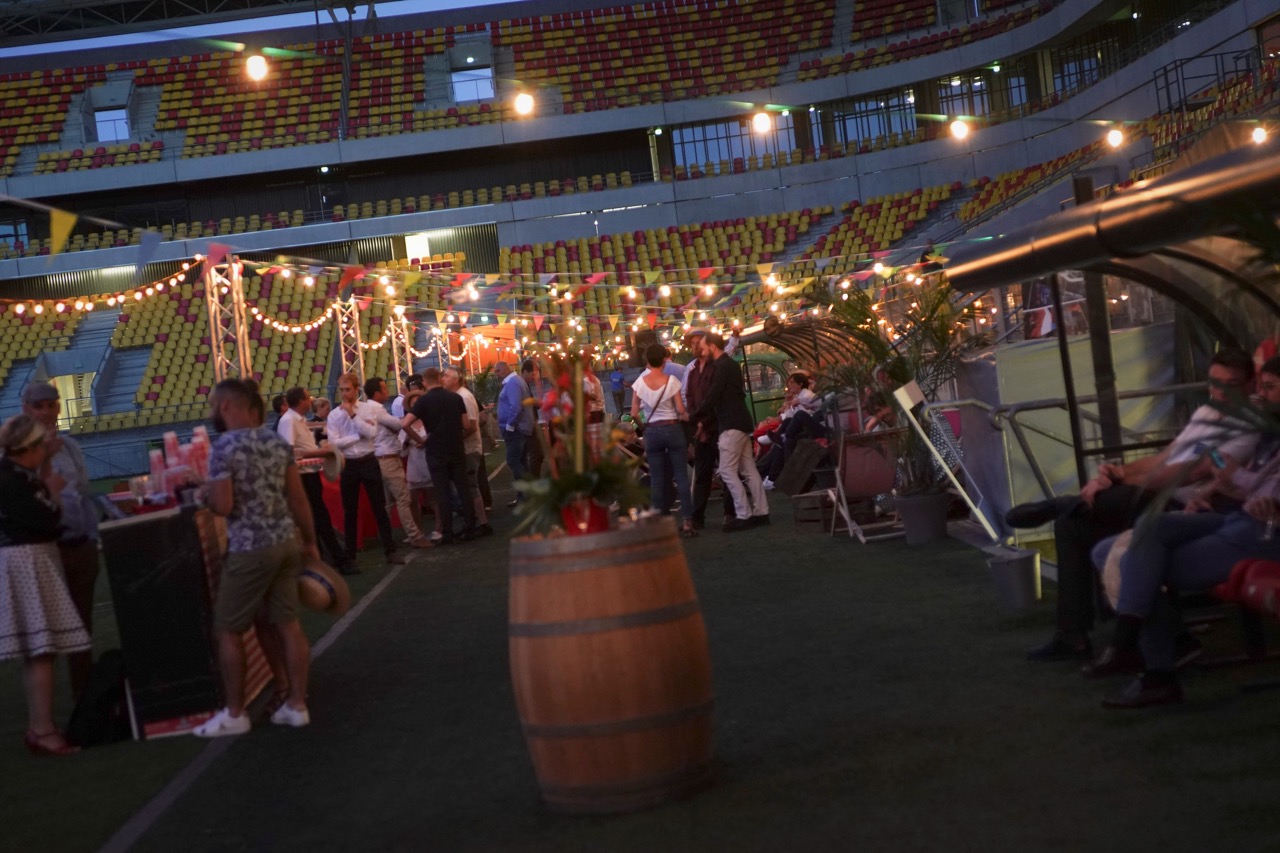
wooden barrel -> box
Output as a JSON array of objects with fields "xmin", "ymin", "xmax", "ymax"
[{"xmin": 508, "ymin": 516, "xmax": 715, "ymax": 814}]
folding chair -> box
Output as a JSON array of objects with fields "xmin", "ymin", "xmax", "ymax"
[{"xmin": 827, "ymin": 428, "xmax": 905, "ymax": 543}]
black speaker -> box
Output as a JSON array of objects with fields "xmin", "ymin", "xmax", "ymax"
[{"xmin": 631, "ymin": 329, "xmax": 658, "ymax": 367}]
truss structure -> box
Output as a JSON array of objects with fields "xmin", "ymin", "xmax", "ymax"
[
  {"xmin": 334, "ymin": 297, "xmax": 365, "ymax": 386},
  {"xmin": 388, "ymin": 311, "xmax": 414, "ymax": 384},
  {"xmin": 204, "ymin": 256, "xmax": 251, "ymax": 384}
]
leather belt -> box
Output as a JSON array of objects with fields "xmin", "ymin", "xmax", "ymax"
[{"xmin": 647, "ymin": 419, "xmax": 679, "ymax": 426}]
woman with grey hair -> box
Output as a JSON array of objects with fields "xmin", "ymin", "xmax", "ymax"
[{"xmin": 0, "ymin": 414, "xmax": 91, "ymax": 756}]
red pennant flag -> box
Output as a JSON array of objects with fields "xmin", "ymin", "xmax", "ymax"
[
  {"xmin": 453, "ymin": 273, "xmax": 470, "ymax": 288},
  {"xmin": 646, "ymin": 314, "xmax": 657, "ymax": 330},
  {"xmin": 586, "ymin": 272, "xmax": 608, "ymax": 285},
  {"xmin": 204, "ymin": 242, "xmax": 229, "ymax": 269},
  {"xmin": 533, "ymin": 314, "xmax": 545, "ymax": 330},
  {"xmin": 339, "ymin": 265, "xmax": 364, "ymax": 288},
  {"xmin": 698, "ymin": 266, "xmax": 717, "ymax": 281},
  {"xmin": 457, "ymin": 312, "xmax": 470, "ymax": 325}
]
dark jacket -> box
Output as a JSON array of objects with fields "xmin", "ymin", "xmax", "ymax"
[
  {"xmin": 684, "ymin": 357, "xmax": 719, "ymax": 439},
  {"xmin": 694, "ymin": 353, "xmax": 754, "ymax": 435},
  {"xmin": 0, "ymin": 456, "xmax": 62, "ymax": 547}
]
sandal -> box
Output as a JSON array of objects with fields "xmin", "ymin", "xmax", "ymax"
[{"xmin": 24, "ymin": 730, "xmax": 79, "ymax": 757}]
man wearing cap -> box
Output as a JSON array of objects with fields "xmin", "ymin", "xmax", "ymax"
[
  {"xmin": 277, "ymin": 386, "xmax": 352, "ymax": 573},
  {"xmin": 391, "ymin": 373, "xmax": 423, "ymax": 419},
  {"xmin": 22, "ymin": 381, "xmax": 99, "ymax": 699}
]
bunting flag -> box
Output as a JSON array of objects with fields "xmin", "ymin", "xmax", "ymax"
[
  {"xmin": 135, "ymin": 230, "xmax": 162, "ymax": 278},
  {"xmin": 533, "ymin": 314, "xmax": 545, "ymax": 330},
  {"xmin": 643, "ymin": 270, "xmax": 662, "ymax": 285},
  {"xmin": 646, "ymin": 314, "xmax": 657, "ymax": 330},
  {"xmin": 607, "ymin": 315, "xmax": 619, "ymax": 330},
  {"xmin": 356, "ymin": 297, "xmax": 373, "ymax": 311},
  {"xmin": 573, "ymin": 283, "xmax": 593, "ymax": 298},
  {"xmin": 497, "ymin": 314, "xmax": 508, "ymax": 325},
  {"xmin": 872, "ymin": 250, "xmax": 892, "ymax": 260},
  {"xmin": 403, "ymin": 271, "xmax": 422, "ymax": 287},
  {"xmin": 586, "ymin": 272, "xmax": 608, "ymax": 285},
  {"xmin": 46, "ymin": 208, "xmax": 76, "ymax": 259},
  {"xmin": 853, "ymin": 270, "xmax": 876, "ymax": 281},
  {"xmin": 798, "ymin": 277, "xmax": 815, "ymax": 289},
  {"xmin": 457, "ymin": 312, "xmax": 470, "ymax": 325},
  {"xmin": 538, "ymin": 273, "xmax": 558, "ymax": 286},
  {"xmin": 484, "ymin": 274, "xmax": 502, "ymax": 284},
  {"xmin": 814, "ymin": 257, "xmax": 833, "ymax": 271},
  {"xmin": 755, "ymin": 262, "xmax": 775, "ymax": 277},
  {"xmin": 683, "ymin": 310, "xmax": 696, "ymax": 324},
  {"xmin": 697, "ymin": 266, "xmax": 717, "ymax": 281},
  {"xmin": 205, "ymin": 242, "xmax": 230, "ymax": 269},
  {"xmin": 338, "ymin": 264, "xmax": 364, "ymax": 288},
  {"xmin": 434, "ymin": 310, "xmax": 447, "ymax": 325}
]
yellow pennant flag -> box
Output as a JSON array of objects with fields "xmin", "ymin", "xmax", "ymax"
[
  {"xmin": 607, "ymin": 315, "xmax": 619, "ymax": 330},
  {"xmin": 434, "ymin": 310, "xmax": 447, "ymax": 326},
  {"xmin": 403, "ymin": 271, "xmax": 422, "ymax": 287},
  {"xmin": 755, "ymin": 262, "xmax": 775, "ymax": 277},
  {"xmin": 485, "ymin": 274, "xmax": 502, "ymax": 284},
  {"xmin": 644, "ymin": 270, "xmax": 661, "ymax": 285},
  {"xmin": 49, "ymin": 208, "xmax": 77, "ymax": 258},
  {"xmin": 497, "ymin": 314, "xmax": 508, "ymax": 325}
]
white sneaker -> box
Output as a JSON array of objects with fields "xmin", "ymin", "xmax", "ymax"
[
  {"xmin": 429, "ymin": 531, "xmax": 443, "ymax": 543},
  {"xmin": 193, "ymin": 707, "xmax": 251, "ymax": 738},
  {"xmin": 270, "ymin": 704, "xmax": 311, "ymax": 728},
  {"xmin": 762, "ymin": 478, "xmax": 775, "ymax": 491}
]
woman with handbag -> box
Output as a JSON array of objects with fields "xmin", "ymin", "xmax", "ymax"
[
  {"xmin": 631, "ymin": 344, "xmax": 697, "ymax": 538},
  {"xmin": 0, "ymin": 414, "xmax": 91, "ymax": 756}
]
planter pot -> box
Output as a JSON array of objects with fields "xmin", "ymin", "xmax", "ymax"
[
  {"xmin": 895, "ymin": 491, "xmax": 951, "ymax": 545},
  {"xmin": 508, "ymin": 516, "xmax": 714, "ymax": 814},
  {"xmin": 986, "ymin": 546, "xmax": 1041, "ymax": 613}
]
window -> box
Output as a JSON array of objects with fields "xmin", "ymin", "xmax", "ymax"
[
  {"xmin": 670, "ymin": 113, "xmax": 796, "ymax": 169},
  {"xmin": 824, "ymin": 88, "xmax": 918, "ymax": 150},
  {"xmin": 0, "ymin": 216, "xmax": 27, "ymax": 247},
  {"xmin": 95, "ymin": 108, "xmax": 130, "ymax": 143},
  {"xmin": 451, "ymin": 67, "xmax": 494, "ymax": 103}
]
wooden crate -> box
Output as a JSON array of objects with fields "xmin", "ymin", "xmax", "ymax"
[{"xmin": 792, "ymin": 489, "xmax": 834, "ymax": 532}]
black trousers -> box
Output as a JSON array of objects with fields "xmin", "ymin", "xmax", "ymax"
[
  {"xmin": 691, "ymin": 437, "xmax": 734, "ymax": 523},
  {"xmin": 427, "ymin": 453, "xmax": 476, "ymax": 537},
  {"xmin": 301, "ymin": 471, "xmax": 346, "ymax": 566},
  {"xmin": 1053, "ymin": 484, "xmax": 1157, "ymax": 634},
  {"xmin": 340, "ymin": 454, "xmax": 395, "ymax": 558}
]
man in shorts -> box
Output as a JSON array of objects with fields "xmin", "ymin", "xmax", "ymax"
[{"xmin": 195, "ymin": 378, "xmax": 319, "ymax": 737}]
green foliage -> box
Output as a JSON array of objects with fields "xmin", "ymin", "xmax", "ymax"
[{"xmin": 511, "ymin": 454, "xmax": 647, "ymax": 536}]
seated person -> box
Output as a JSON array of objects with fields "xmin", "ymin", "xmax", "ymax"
[
  {"xmin": 1084, "ymin": 356, "xmax": 1280, "ymax": 689},
  {"xmin": 1010, "ymin": 348, "xmax": 1259, "ymax": 662},
  {"xmin": 761, "ymin": 373, "xmax": 827, "ymax": 487}
]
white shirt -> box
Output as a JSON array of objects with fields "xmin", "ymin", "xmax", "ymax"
[
  {"xmin": 277, "ymin": 407, "xmax": 319, "ymax": 454},
  {"xmin": 327, "ymin": 402, "xmax": 378, "ymax": 459},
  {"xmin": 632, "ymin": 372, "xmax": 683, "ymax": 422},
  {"xmin": 358, "ymin": 399, "xmax": 405, "ymax": 457},
  {"xmin": 1165, "ymin": 405, "xmax": 1258, "ymax": 466},
  {"xmin": 457, "ymin": 386, "xmax": 483, "ymax": 456},
  {"xmin": 391, "ymin": 395, "xmax": 405, "ymax": 419}
]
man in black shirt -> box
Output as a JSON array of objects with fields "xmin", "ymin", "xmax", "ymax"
[
  {"xmin": 401, "ymin": 367, "xmax": 477, "ymax": 543},
  {"xmin": 693, "ymin": 333, "xmax": 769, "ymax": 531}
]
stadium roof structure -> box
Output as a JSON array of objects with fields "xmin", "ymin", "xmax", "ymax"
[{"xmin": 0, "ymin": 0, "xmax": 345, "ymax": 46}]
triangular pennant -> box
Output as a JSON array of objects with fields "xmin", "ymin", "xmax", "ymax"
[
  {"xmin": 798, "ymin": 277, "xmax": 814, "ymax": 288},
  {"xmin": 135, "ymin": 230, "xmax": 162, "ymax": 277},
  {"xmin": 403, "ymin": 271, "xmax": 422, "ymax": 287},
  {"xmin": 533, "ymin": 314, "xmax": 545, "ymax": 330},
  {"xmin": 586, "ymin": 272, "xmax": 608, "ymax": 285},
  {"xmin": 452, "ymin": 272, "xmax": 470, "ymax": 287},
  {"xmin": 646, "ymin": 314, "xmax": 657, "ymax": 330},
  {"xmin": 644, "ymin": 270, "xmax": 662, "ymax": 285},
  {"xmin": 698, "ymin": 266, "xmax": 717, "ymax": 281},
  {"xmin": 683, "ymin": 310, "xmax": 695, "ymax": 324},
  {"xmin": 338, "ymin": 265, "xmax": 364, "ymax": 288},
  {"xmin": 457, "ymin": 312, "xmax": 470, "ymax": 325},
  {"xmin": 538, "ymin": 273, "xmax": 558, "ymax": 286},
  {"xmin": 497, "ymin": 314, "xmax": 508, "ymax": 325},
  {"xmin": 755, "ymin": 262, "xmax": 775, "ymax": 277},
  {"xmin": 204, "ymin": 242, "xmax": 229, "ymax": 269},
  {"xmin": 47, "ymin": 208, "xmax": 76, "ymax": 259},
  {"xmin": 814, "ymin": 257, "xmax": 833, "ymax": 271},
  {"xmin": 435, "ymin": 310, "xmax": 447, "ymax": 325},
  {"xmin": 485, "ymin": 274, "xmax": 502, "ymax": 284},
  {"xmin": 607, "ymin": 315, "xmax": 619, "ymax": 330}
]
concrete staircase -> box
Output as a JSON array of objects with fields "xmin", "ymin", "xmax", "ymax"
[
  {"xmin": 94, "ymin": 347, "xmax": 151, "ymax": 414},
  {"xmin": 0, "ymin": 359, "xmax": 38, "ymax": 420}
]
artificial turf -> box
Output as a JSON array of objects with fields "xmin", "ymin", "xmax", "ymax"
[{"xmin": 6, "ymin": 488, "xmax": 1280, "ymax": 852}]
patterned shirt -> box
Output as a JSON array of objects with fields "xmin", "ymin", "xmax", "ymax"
[{"xmin": 208, "ymin": 426, "xmax": 297, "ymax": 553}]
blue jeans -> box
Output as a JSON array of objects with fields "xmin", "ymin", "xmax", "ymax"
[
  {"xmin": 1119, "ymin": 511, "xmax": 1280, "ymax": 670},
  {"xmin": 644, "ymin": 423, "xmax": 692, "ymax": 521},
  {"xmin": 504, "ymin": 429, "xmax": 529, "ymax": 483}
]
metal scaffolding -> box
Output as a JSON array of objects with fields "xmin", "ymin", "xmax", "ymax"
[
  {"xmin": 334, "ymin": 297, "xmax": 365, "ymax": 385},
  {"xmin": 204, "ymin": 257, "xmax": 252, "ymax": 384}
]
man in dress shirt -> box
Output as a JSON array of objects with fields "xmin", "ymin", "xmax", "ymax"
[
  {"xmin": 276, "ymin": 386, "xmax": 352, "ymax": 573},
  {"xmin": 327, "ymin": 372, "xmax": 405, "ymax": 566},
  {"xmin": 366, "ymin": 376, "xmax": 432, "ymax": 549},
  {"xmin": 494, "ymin": 359, "xmax": 538, "ymax": 505}
]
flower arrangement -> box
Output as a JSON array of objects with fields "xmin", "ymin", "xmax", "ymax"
[{"xmin": 512, "ymin": 355, "xmax": 648, "ymax": 536}]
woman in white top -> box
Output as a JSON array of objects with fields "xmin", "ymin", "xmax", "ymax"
[{"xmin": 631, "ymin": 343, "xmax": 696, "ymax": 537}]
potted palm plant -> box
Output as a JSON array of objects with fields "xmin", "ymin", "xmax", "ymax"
[{"xmin": 824, "ymin": 272, "xmax": 984, "ymax": 543}]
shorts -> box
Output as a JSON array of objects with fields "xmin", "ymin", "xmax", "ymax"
[
  {"xmin": 465, "ymin": 451, "xmax": 482, "ymax": 479},
  {"xmin": 215, "ymin": 539, "xmax": 302, "ymax": 632}
]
